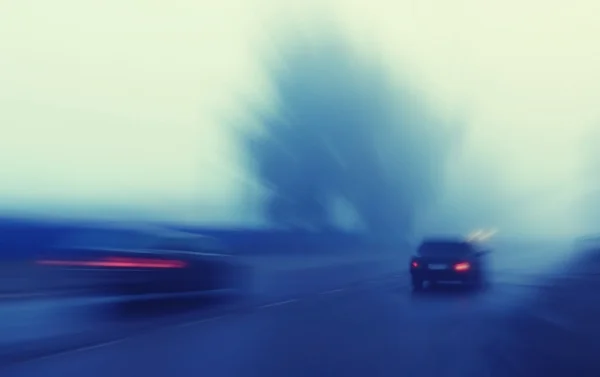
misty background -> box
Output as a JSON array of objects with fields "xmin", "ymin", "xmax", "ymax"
[{"xmin": 1, "ymin": 0, "xmax": 599, "ymax": 239}]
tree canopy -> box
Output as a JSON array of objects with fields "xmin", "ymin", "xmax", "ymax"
[{"xmin": 244, "ymin": 30, "xmax": 460, "ymax": 242}]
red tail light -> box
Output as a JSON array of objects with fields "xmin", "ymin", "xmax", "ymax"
[
  {"xmin": 411, "ymin": 261, "xmax": 419, "ymax": 268},
  {"xmin": 37, "ymin": 257, "xmax": 187, "ymax": 269},
  {"xmin": 454, "ymin": 262, "xmax": 470, "ymax": 271}
]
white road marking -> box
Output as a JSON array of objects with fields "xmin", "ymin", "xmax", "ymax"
[
  {"xmin": 320, "ymin": 288, "xmax": 345, "ymax": 295},
  {"xmin": 31, "ymin": 338, "xmax": 127, "ymax": 364},
  {"xmin": 11, "ymin": 276, "xmax": 398, "ymax": 366},
  {"xmin": 175, "ymin": 315, "xmax": 226, "ymax": 328},
  {"xmin": 14, "ymin": 314, "xmax": 230, "ymax": 365},
  {"xmin": 14, "ymin": 294, "xmax": 310, "ymax": 365},
  {"xmin": 259, "ymin": 299, "xmax": 298, "ymax": 308}
]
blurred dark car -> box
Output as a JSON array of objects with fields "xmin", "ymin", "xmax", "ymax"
[
  {"xmin": 34, "ymin": 225, "xmax": 244, "ymax": 299},
  {"xmin": 409, "ymin": 238, "xmax": 491, "ymax": 291}
]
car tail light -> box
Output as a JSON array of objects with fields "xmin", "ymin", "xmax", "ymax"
[
  {"xmin": 36, "ymin": 256, "xmax": 187, "ymax": 269},
  {"xmin": 454, "ymin": 262, "xmax": 470, "ymax": 271},
  {"xmin": 411, "ymin": 261, "xmax": 419, "ymax": 268}
]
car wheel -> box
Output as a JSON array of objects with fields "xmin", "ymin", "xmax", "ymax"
[
  {"xmin": 468, "ymin": 274, "xmax": 484, "ymax": 291},
  {"xmin": 412, "ymin": 277, "xmax": 424, "ymax": 291}
]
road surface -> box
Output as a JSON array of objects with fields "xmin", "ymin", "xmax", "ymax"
[{"xmin": 2, "ymin": 242, "xmax": 600, "ymax": 377}]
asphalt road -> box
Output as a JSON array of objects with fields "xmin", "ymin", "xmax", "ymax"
[
  {"xmin": 0, "ymin": 276, "xmax": 572, "ymax": 376},
  {"xmin": 2, "ymin": 243, "xmax": 599, "ymax": 377}
]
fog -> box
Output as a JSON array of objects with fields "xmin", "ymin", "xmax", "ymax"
[{"xmin": 1, "ymin": 0, "xmax": 599, "ymax": 236}]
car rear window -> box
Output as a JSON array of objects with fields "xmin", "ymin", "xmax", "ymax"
[{"xmin": 418, "ymin": 241, "xmax": 473, "ymax": 256}]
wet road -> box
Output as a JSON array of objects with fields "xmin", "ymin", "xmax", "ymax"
[
  {"xmin": 0, "ymin": 278, "xmax": 548, "ymax": 376},
  {"xmin": 3, "ymin": 242, "xmax": 600, "ymax": 377}
]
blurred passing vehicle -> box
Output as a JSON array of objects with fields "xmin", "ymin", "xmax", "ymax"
[
  {"xmin": 409, "ymin": 238, "xmax": 491, "ymax": 291},
  {"xmin": 34, "ymin": 225, "xmax": 243, "ymax": 299}
]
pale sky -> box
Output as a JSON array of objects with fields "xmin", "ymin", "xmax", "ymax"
[{"xmin": 1, "ymin": 0, "xmax": 599, "ymax": 233}]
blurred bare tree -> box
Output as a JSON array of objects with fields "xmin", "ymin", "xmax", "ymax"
[
  {"xmin": 582, "ymin": 125, "xmax": 600, "ymax": 234},
  {"xmin": 244, "ymin": 29, "xmax": 461, "ymax": 242}
]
